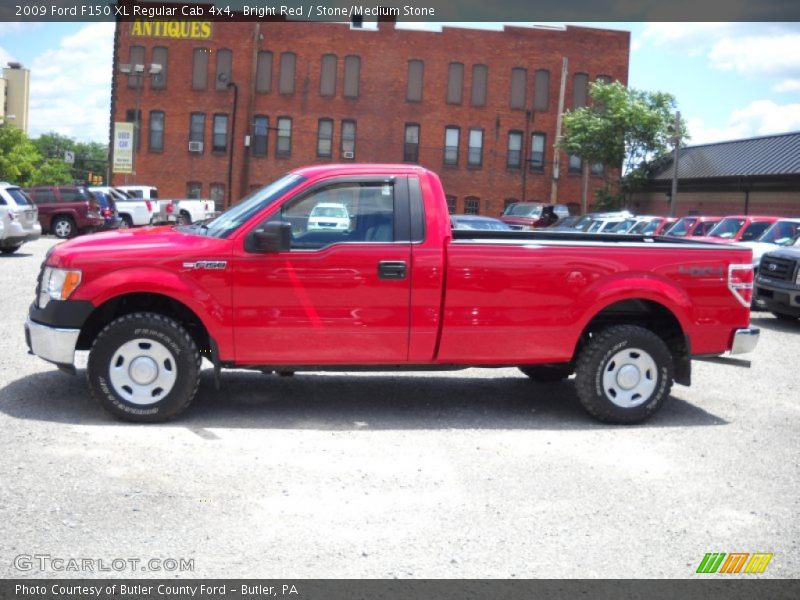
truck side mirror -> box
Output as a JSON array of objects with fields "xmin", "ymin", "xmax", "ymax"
[{"xmin": 247, "ymin": 221, "xmax": 292, "ymax": 253}]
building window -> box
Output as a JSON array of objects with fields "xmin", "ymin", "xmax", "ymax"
[
  {"xmin": 510, "ymin": 67, "xmax": 527, "ymax": 110},
  {"xmin": 507, "ymin": 131, "xmax": 522, "ymax": 168},
  {"xmin": 148, "ymin": 111, "xmax": 164, "ymax": 152},
  {"xmin": 471, "ymin": 64, "xmax": 487, "ymax": 107},
  {"xmin": 276, "ymin": 117, "xmax": 292, "ymax": 156},
  {"xmin": 151, "ymin": 46, "xmax": 167, "ymax": 89},
  {"xmin": 320, "ymin": 53, "xmax": 337, "ymax": 96},
  {"xmin": 215, "ymin": 49, "xmax": 232, "ymax": 89},
  {"xmin": 530, "ymin": 133, "xmax": 546, "ymax": 171},
  {"xmin": 404, "ymin": 123, "xmax": 420, "ymax": 162},
  {"xmin": 407, "ymin": 59, "xmax": 423, "ymax": 102},
  {"xmin": 317, "ymin": 118, "xmax": 333, "ymax": 157},
  {"xmin": 341, "ymin": 120, "xmax": 356, "ymax": 158},
  {"xmin": 256, "ymin": 51, "xmax": 273, "ymax": 93},
  {"xmin": 446, "ymin": 195, "xmax": 456, "ymax": 214},
  {"xmin": 533, "ymin": 69, "xmax": 550, "ymax": 111},
  {"xmin": 568, "ymin": 154, "xmax": 582, "ymax": 173},
  {"xmin": 252, "ymin": 115, "xmax": 268, "ymax": 157},
  {"xmin": 189, "ymin": 113, "xmax": 205, "ymax": 150},
  {"xmin": 125, "ymin": 108, "xmax": 141, "ymax": 151},
  {"xmin": 187, "ymin": 182, "xmax": 202, "ymax": 199},
  {"xmin": 573, "ymin": 72, "xmax": 589, "ymax": 108},
  {"xmin": 444, "ymin": 126, "xmax": 459, "ymax": 166},
  {"xmin": 279, "ymin": 52, "xmax": 296, "ymax": 94},
  {"xmin": 192, "ymin": 48, "xmax": 209, "ymax": 90},
  {"xmin": 467, "ymin": 128, "xmax": 483, "ymax": 167},
  {"xmin": 464, "ymin": 197, "xmax": 480, "ymax": 215},
  {"xmin": 343, "ymin": 55, "xmax": 360, "ymax": 98},
  {"xmin": 446, "ymin": 62, "xmax": 464, "ymax": 104},
  {"xmin": 210, "ymin": 183, "xmax": 225, "ymax": 207},
  {"xmin": 596, "ymin": 74, "xmax": 612, "ymax": 85},
  {"xmin": 127, "ymin": 46, "xmax": 144, "ymax": 88},
  {"xmin": 212, "ymin": 114, "xmax": 228, "ymax": 153}
]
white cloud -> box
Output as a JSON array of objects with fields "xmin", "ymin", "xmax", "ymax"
[
  {"xmin": 709, "ymin": 33, "xmax": 800, "ymax": 78},
  {"xmin": 773, "ymin": 79, "xmax": 800, "ymax": 93},
  {"xmin": 28, "ymin": 22, "xmax": 115, "ymax": 143},
  {"xmin": 0, "ymin": 46, "xmax": 15, "ymax": 67},
  {"xmin": 688, "ymin": 100, "xmax": 800, "ymax": 144}
]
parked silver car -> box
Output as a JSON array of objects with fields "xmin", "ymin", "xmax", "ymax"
[{"xmin": 0, "ymin": 182, "xmax": 42, "ymax": 254}]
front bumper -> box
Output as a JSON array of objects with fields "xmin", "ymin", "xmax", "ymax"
[
  {"xmin": 25, "ymin": 318, "xmax": 80, "ymax": 366},
  {"xmin": 730, "ymin": 327, "xmax": 760, "ymax": 355},
  {"xmin": 755, "ymin": 277, "xmax": 800, "ymax": 316}
]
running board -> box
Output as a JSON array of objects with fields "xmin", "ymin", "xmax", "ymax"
[{"xmin": 693, "ymin": 356, "xmax": 752, "ymax": 368}]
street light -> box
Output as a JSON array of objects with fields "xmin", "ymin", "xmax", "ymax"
[
  {"xmin": 667, "ymin": 110, "xmax": 682, "ymax": 217},
  {"xmin": 118, "ymin": 62, "xmax": 162, "ymax": 180}
]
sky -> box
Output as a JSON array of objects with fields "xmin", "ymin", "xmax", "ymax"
[{"xmin": 1, "ymin": 21, "xmax": 799, "ymax": 146}]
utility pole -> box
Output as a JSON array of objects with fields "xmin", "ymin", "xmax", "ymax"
[
  {"xmin": 550, "ymin": 57, "xmax": 568, "ymax": 205},
  {"xmin": 669, "ymin": 111, "xmax": 681, "ymax": 217}
]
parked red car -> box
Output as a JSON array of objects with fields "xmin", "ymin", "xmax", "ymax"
[
  {"xmin": 665, "ymin": 216, "xmax": 722, "ymax": 237},
  {"xmin": 500, "ymin": 202, "xmax": 570, "ymax": 230},
  {"xmin": 24, "ymin": 186, "xmax": 105, "ymax": 239},
  {"xmin": 695, "ymin": 215, "xmax": 778, "ymax": 243}
]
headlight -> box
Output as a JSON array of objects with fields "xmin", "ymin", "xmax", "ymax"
[{"xmin": 38, "ymin": 267, "xmax": 82, "ymax": 309}]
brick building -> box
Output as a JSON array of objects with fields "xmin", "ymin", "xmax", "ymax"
[
  {"xmin": 632, "ymin": 131, "xmax": 800, "ymax": 217},
  {"xmin": 110, "ymin": 19, "xmax": 629, "ymax": 214}
]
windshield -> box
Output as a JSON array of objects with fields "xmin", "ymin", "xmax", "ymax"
[
  {"xmin": 706, "ymin": 218, "xmax": 744, "ymax": 238},
  {"xmin": 610, "ymin": 218, "xmax": 637, "ymax": 233},
  {"xmin": 756, "ymin": 220, "xmax": 800, "ymax": 245},
  {"xmin": 505, "ymin": 204, "xmax": 542, "ymax": 217},
  {"xmin": 666, "ymin": 217, "xmax": 697, "ymax": 236},
  {"xmin": 640, "ymin": 219, "xmax": 663, "ymax": 235},
  {"xmin": 6, "ymin": 188, "xmax": 32, "ymax": 206},
  {"xmin": 311, "ymin": 206, "xmax": 347, "ymax": 218},
  {"xmin": 199, "ymin": 173, "xmax": 306, "ymax": 238}
]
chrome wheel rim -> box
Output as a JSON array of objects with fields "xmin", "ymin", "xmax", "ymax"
[
  {"xmin": 601, "ymin": 347, "xmax": 657, "ymax": 408},
  {"xmin": 108, "ymin": 338, "xmax": 177, "ymax": 405},
  {"xmin": 54, "ymin": 220, "xmax": 72, "ymax": 237}
]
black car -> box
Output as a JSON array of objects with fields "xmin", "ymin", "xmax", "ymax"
[{"xmin": 90, "ymin": 190, "xmax": 123, "ymax": 231}]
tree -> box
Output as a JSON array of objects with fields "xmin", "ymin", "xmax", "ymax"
[
  {"xmin": 27, "ymin": 158, "xmax": 73, "ymax": 186},
  {"xmin": 0, "ymin": 125, "xmax": 41, "ymax": 185},
  {"xmin": 559, "ymin": 81, "xmax": 687, "ymax": 210}
]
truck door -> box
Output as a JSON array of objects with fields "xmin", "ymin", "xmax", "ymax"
[{"xmin": 233, "ymin": 177, "xmax": 413, "ymax": 364}]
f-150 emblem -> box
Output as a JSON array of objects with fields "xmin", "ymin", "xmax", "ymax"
[{"xmin": 182, "ymin": 261, "xmax": 228, "ymax": 270}]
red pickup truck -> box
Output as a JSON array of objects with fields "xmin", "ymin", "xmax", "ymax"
[{"xmin": 25, "ymin": 164, "xmax": 759, "ymax": 424}]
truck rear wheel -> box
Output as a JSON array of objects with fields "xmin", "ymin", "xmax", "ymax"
[
  {"xmin": 518, "ymin": 364, "xmax": 572, "ymax": 382},
  {"xmin": 574, "ymin": 325, "xmax": 673, "ymax": 424},
  {"xmin": 87, "ymin": 312, "xmax": 201, "ymax": 422}
]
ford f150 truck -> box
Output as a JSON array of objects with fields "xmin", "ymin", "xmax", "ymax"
[{"xmin": 25, "ymin": 164, "xmax": 759, "ymax": 424}]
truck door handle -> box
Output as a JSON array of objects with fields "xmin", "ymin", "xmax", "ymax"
[{"xmin": 378, "ymin": 261, "xmax": 407, "ymax": 280}]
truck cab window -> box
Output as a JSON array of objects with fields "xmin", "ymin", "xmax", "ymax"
[{"xmin": 271, "ymin": 182, "xmax": 395, "ymax": 250}]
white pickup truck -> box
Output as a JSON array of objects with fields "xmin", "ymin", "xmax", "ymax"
[
  {"xmin": 114, "ymin": 186, "xmax": 218, "ymax": 225},
  {"xmin": 90, "ymin": 186, "xmax": 152, "ymax": 227}
]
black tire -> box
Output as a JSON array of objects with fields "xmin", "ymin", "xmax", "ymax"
[
  {"xmin": 119, "ymin": 214, "xmax": 133, "ymax": 228},
  {"xmin": 772, "ymin": 312, "xmax": 799, "ymax": 321},
  {"xmin": 1, "ymin": 245, "xmax": 22, "ymax": 255},
  {"xmin": 52, "ymin": 216, "xmax": 76, "ymax": 239},
  {"xmin": 87, "ymin": 312, "xmax": 201, "ymax": 422},
  {"xmin": 574, "ymin": 325, "xmax": 673, "ymax": 424},
  {"xmin": 519, "ymin": 363, "xmax": 573, "ymax": 382}
]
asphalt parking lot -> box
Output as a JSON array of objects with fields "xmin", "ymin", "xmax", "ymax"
[{"xmin": 0, "ymin": 236, "xmax": 798, "ymax": 579}]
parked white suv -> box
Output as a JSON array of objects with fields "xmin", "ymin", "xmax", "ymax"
[
  {"xmin": 90, "ymin": 186, "xmax": 151, "ymax": 227},
  {"xmin": 0, "ymin": 183, "xmax": 42, "ymax": 254},
  {"xmin": 308, "ymin": 202, "xmax": 350, "ymax": 231}
]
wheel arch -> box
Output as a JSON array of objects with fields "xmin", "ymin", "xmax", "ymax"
[
  {"xmin": 574, "ymin": 298, "xmax": 691, "ymax": 385},
  {"xmin": 76, "ymin": 292, "xmax": 212, "ymax": 361}
]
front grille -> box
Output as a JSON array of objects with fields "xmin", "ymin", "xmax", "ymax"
[
  {"xmin": 759, "ymin": 255, "xmax": 795, "ymax": 282},
  {"xmin": 34, "ymin": 261, "xmax": 44, "ymax": 303}
]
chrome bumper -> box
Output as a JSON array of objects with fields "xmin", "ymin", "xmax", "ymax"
[
  {"xmin": 25, "ymin": 318, "xmax": 80, "ymax": 366},
  {"xmin": 730, "ymin": 327, "xmax": 760, "ymax": 355}
]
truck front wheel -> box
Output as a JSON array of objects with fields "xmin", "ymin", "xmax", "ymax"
[
  {"xmin": 87, "ymin": 312, "xmax": 201, "ymax": 422},
  {"xmin": 574, "ymin": 325, "xmax": 673, "ymax": 424}
]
